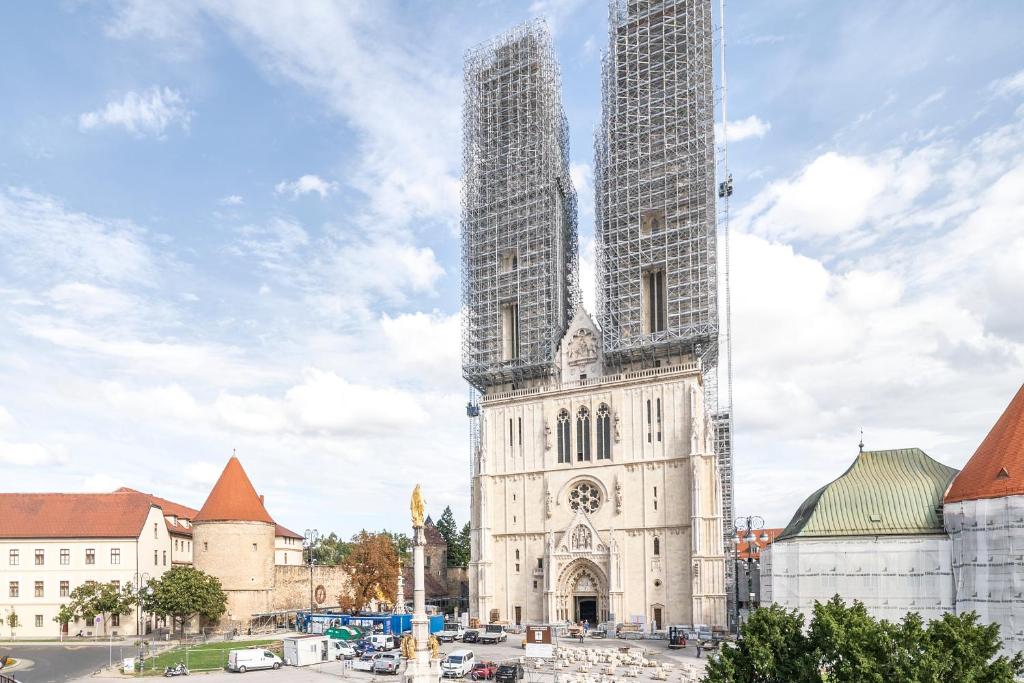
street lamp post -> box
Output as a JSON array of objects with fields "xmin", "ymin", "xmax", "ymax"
[
  {"xmin": 135, "ymin": 572, "xmax": 152, "ymax": 668},
  {"xmin": 304, "ymin": 529, "xmax": 320, "ymax": 632},
  {"xmin": 731, "ymin": 516, "xmax": 769, "ymax": 632}
]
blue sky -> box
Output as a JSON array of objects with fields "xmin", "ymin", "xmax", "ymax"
[{"xmin": 1, "ymin": 1, "xmax": 1023, "ymax": 537}]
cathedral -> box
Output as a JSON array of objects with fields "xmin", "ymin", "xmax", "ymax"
[{"xmin": 462, "ymin": 1, "xmax": 727, "ymax": 631}]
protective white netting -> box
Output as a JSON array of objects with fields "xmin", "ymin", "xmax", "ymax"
[
  {"xmin": 946, "ymin": 495, "xmax": 1024, "ymax": 654},
  {"xmin": 762, "ymin": 536, "xmax": 954, "ymax": 623}
]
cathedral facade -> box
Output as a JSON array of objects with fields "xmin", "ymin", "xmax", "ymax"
[{"xmin": 469, "ymin": 311, "xmax": 726, "ymax": 628}]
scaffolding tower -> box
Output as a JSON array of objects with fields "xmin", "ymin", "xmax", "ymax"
[
  {"xmin": 594, "ymin": 0, "xmax": 733, "ymax": 556},
  {"xmin": 461, "ymin": 19, "xmax": 580, "ymax": 393}
]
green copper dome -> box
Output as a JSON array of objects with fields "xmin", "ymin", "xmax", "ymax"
[{"xmin": 778, "ymin": 448, "xmax": 958, "ymax": 541}]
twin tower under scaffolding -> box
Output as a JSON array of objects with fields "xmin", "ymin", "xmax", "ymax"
[{"xmin": 461, "ymin": 0, "xmax": 732, "ymax": 536}]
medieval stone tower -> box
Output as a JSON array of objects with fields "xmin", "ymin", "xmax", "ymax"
[{"xmin": 193, "ymin": 456, "xmax": 277, "ymax": 625}]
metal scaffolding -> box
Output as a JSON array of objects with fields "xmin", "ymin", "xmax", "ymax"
[
  {"xmin": 461, "ymin": 19, "xmax": 580, "ymax": 393},
  {"xmin": 595, "ymin": 0, "xmax": 733, "ymax": 560}
]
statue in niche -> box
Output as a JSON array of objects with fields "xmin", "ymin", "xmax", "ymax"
[
  {"xmin": 613, "ymin": 412, "xmax": 621, "ymax": 443},
  {"xmin": 545, "ymin": 485, "xmax": 553, "ymax": 519},
  {"xmin": 544, "ymin": 421, "xmax": 552, "ymax": 450},
  {"xmin": 690, "ymin": 417, "xmax": 700, "ymax": 453},
  {"xmin": 704, "ymin": 414, "xmax": 714, "ymax": 454},
  {"xmin": 615, "ymin": 477, "xmax": 623, "ymax": 514},
  {"xmin": 571, "ymin": 525, "xmax": 592, "ymax": 551}
]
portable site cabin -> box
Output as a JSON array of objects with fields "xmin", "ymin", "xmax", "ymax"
[
  {"xmin": 283, "ymin": 635, "xmax": 329, "ymax": 667},
  {"xmin": 301, "ymin": 611, "xmax": 444, "ymax": 636}
]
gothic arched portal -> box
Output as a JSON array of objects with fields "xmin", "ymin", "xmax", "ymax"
[{"xmin": 555, "ymin": 558, "xmax": 609, "ymax": 624}]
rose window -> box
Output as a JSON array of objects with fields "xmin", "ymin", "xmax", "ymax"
[{"xmin": 569, "ymin": 482, "xmax": 601, "ymax": 513}]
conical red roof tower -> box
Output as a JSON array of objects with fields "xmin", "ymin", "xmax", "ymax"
[
  {"xmin": 194, "ymin": 455, "xmax": 274, "ymax": 524},
  {"xmin": 946, "ymin": 384, "xmax": 1024, "ymax": 504}
]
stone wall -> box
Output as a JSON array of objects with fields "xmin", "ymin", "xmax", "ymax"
[{"xmin": 272, "ymin": 564, "xmax": 349, "ymax": 612}]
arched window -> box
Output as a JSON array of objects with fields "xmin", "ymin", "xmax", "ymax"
[
  {"xmin": 597, "ymin": 404, "xmax": 611, "ymax": 460},
  {"xmin": 576, "ymin": 406, "xmax": 591, "ymax": 461},
  {"xmin": 557, "ymin": 410, "xmax": 571, "ymax": 464},
  {"xmin": 654, "ymin": 537, "xmax": 661, "ymax": 556},
  {"xmin": 515, "ymin": 549, "xmax": 520, "ymax": 560}
]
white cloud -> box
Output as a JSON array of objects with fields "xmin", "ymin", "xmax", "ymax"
[
  {"xmin": 48, "ymin": 283, "xmax": 139, "ymax": 319},
  {"xmin": 0, "ymin": 188, "xmax": 155, "ymax": 285},
  {"xmin": 717, "ymin": 115, "xmax": 771, "ymax": 142},
  {"xmin": 220, "ymin": 195, "xmax": 244, "ymax": 206},
  {"xmin": 274, "ymin": 175, "xmax": 338, "ymax": 200},
  {"xmin": 0, "ymin": 440, "xmax": 64, "ymax": 466},
  {"xmin": 79, "ymin": 86, "xmax": 191, "ymax": 138},
  {"xmin": 0, "ymin": 407, "xmax": 14, "ymax": 432},
  {"xmin": 80, "ymin": 473, "xmax": 125, "ymax": 492},
  {"xmin": 992, "ymin": 69, "xmax": 1024, "ymax": 97},
  {"xmin": 184, "ymin": 461, "xmax": 221, "ymax": 485}
]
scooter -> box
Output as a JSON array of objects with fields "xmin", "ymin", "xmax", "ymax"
[{"xmin": 163, "ymin": 663, "xmax": 190, "ymax": 677}]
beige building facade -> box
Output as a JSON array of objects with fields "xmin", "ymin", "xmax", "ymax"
[{"xmin": 470, "ymin": 312, "xmax": 727, "ymax": 629}]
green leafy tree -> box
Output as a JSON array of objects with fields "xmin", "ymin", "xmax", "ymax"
[
  {"xmin": 53, "ymin": 604, "xmax": 76, "ymax": 635},
  {"xmin": 436, "ymin": 507, "xmax": 460, "ymax": 566},
  {"xmin": 313, "ymin": 532, "xmax": 352, "ymax": 565},
  {"xmin": 381, "ymin": 530, "xmax": 412, "ymax": 564},
  {"xmin": 66, "ymin": 582, "xmax": 135, "ymax": 636},
  {"xmin": 704, "ymin": 596, "xmax": 1024, "ymax": 683},
  {"xmin": 705, "ymin": 603, "xmax": 819, "ymax": 683},
  {"xmin": 452, "ymin": 521, "xmax": 471, "ymax": 568},
  {"xmin": 5, "ymin": 608, "xmax": 18, "ymax": 637},
  {"xmin": 141, "ymin": 566, "xmax": 227, "ymax": 635}
]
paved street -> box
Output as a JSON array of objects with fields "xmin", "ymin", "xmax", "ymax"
[
  {"xmin": 70, "ymin": 635, "xmax": 708, "ymax": 682},
  {"xmin": 2, "ymin": 643, "xmax": 117, "ymax": 683}
]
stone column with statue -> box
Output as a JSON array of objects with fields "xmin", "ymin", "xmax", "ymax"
[{"xmin": 403, "ymin": 485, "xmax": 442, "ymax": 683}]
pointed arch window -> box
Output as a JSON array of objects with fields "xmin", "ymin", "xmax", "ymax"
[
  {"xmin": 576, "ymin": 406, "xmax": 591, "ymax": 461},
  {"xmin": 654, "ymin": 537, "xmax": 661, "ymax": 556},
  {"xmin": 597, "ymin": 404, "xmax": 611, "ymax": 460},
  {"xmin": 557, "ymin": 410, "xmax": 571, "ymax": 463}
]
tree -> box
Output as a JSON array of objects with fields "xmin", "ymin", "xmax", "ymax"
[
  {"xmin": 381, "ymin": 530, "xmax": 412, "ymax": 564},
  {"xmin": 436, "ymin": 507, "xmax": 458, "ymax": 565},
  {"xmin": 338, "ymin": 531, "xmax": 399, "ymax": 613},
  {"xmin": 704, "ymin": 603, "xmax": 818, "ymax": 683},
  {"xmin": 53, "ymin": 604, "xmax": 76, "ymax": 635},
  {"xmin": 66, "ymin": 582, "xmax": 135, "ymax": 636},
  {"xmin": 451, "ymin": 522, "xmax": 471, "ymax": 568},
  {"xmin": 704, "ymin": 596, "xmax": 1024, "ymax": 683},
  {"xmin": 4, "ymin": 608, "xmax": 18, "ymax": 638},
  {"xmin": 313, "ymin": 532, "xmax": 352, "ymax": 566},
  {"xmin": 141, "ymin": 566, "xmax": 228, "ymax": 635}
]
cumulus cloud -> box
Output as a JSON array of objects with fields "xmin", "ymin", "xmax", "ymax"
[
  {"xmin": 0, "ymin": 440, "xmax": 65, "ymax": 466},
  {"xmin": 79, "ymin": 86, "xmax": 191, "ymax": 137},
  {"xmin": 717, "ymin": 115, "xmax": 771, "ymax": 142},
  {"xmin": 274, "ymin": 175, "xmax": 338, "ymax": 200},
  {"xmin": 220, "ymin": 195, "xmax": 244, "ymax": 206}
]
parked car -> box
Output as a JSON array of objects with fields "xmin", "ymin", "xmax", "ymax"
[
  {"xmin": 227, "ymin": 648, "xmax": 282, "ymax": 673},
  {"xmin": 495, "ymin": 662, "xmax": 524, "ymax": 683},
  {"xmin": 354, "ymin": 639, "xmax": 377, "ymax": 654},
  {"xmin": 331, "ymin": 641, "xmax": 358, "ymax": 660},
  {"xmin": 462, "ymin": 629, "xmax": 480, "ymax": 644},
  {"xmin": 479, "ymin": 625, "xmax": 507, "ymax": 644},
  {"xmin": 374, "ymin": 652, "xmax": 403, "ymax": 675},
  {"xmin": 470, "ymin": 661, "xmax": 498, "ymax": 681},
  {"xmin": 441, "ymin": 649, "xmax": 476, "ymax": 678},
  {"xmin": 353, "ymin": 653, "xmax": 383, "ymax": 672},
  {"xmin": 437, "ymin": 622, "xmax": 466, "ymax": 642}
]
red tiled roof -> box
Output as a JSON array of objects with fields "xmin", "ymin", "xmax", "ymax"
[
  {"xmin": 946, "ymin": 384, "xmax": 1024, "ymax": 503},
  {"xmin": 735, "ymin": 528, "xmax": 783, "ymax": 560},
  {"xmin": 0, "ymin": 491, "xmax": 155, "ymax": 539},
  {"xmin": 116, "ymin": 487, "xmax": 198, "ymax": 536},
  {"xmin": 195, "ymin": 456, "xmax": 274, "ymax": 524},
  {"xmin": 276, "ymin": 524, "xmax": 303, "ymax": 539}
]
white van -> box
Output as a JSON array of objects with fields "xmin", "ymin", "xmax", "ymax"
[
  {"xmin": 441, "ymin": 649, "xmax": 475, "ymax": 678},
  {"xmin": 367, "ymin": 634, "xmax": 397, "ymax": 651},
  {"xmin": 228, "ymin": 648, "xmax": 283, "ymax": 673}
]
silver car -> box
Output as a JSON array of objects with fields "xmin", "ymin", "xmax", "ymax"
[{"xmin": 374, "ymin": 652, "xmax": 403, "ymax": 675}]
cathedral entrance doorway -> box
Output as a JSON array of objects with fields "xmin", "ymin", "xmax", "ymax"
[
  {"xmin": 575, "ymin": 597, "xmax": 598, "ymax": 624},
  {"xmin": 555, "ymin": 558, "xmax": 608, "ymax": 624}
]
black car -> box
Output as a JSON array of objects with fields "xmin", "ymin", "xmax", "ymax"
[
  {"xmin": 462, "ymin": 629, "xmax": 480, "ymax": 643},
  {"xmin": 495, "ymin": 663, "xmax": 524, "ymax": 683}
]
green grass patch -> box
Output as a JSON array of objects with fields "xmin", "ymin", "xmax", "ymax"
[{"xmin": 138, "ymin": 639, "xmax": 282, "ymax": 675}]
